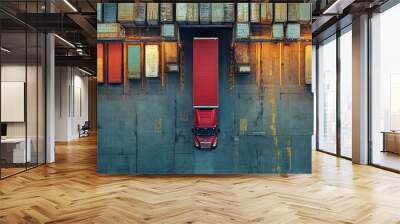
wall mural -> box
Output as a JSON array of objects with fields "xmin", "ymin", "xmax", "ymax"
[{"xmin": 97, "ymin": 2, "xmax": 313, "ymax": 174}]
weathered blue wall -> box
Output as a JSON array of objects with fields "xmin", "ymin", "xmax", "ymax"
[{"xmin": 97, "ymin": 28, "xmax": 313, "ymax": 174}]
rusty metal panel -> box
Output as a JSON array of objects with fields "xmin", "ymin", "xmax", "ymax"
[
  {"xmin": 97, "ymin": 43, "xmax": 104, "ymax": 83},
  {"xmin": 97, "ymin": 23, "xmax": 124, "ymax": 39},
  {"xmin": 250, "ymin": 3, "xmax": 260, "ymax": 23},
  {"xmin": 260, "ymin": 3, "xmax": 273, "ymax": 24},
  {"xmin": 224, "ymin": 3, "xmax": 235, "ymax": 22},
  {"xmin": 164, "ymin": 42, "xmax": 178, "ymax": 63},
  {"xmin": 235, "ymin": 43, "xmax": 250, "ymax": 64},
  {"xmin": 274, "ymin": 3, "xmax": 287, "ymax": 22},
  {"xmin": 211, "ymin": 3, "xmax": 224, "ymax": 23},
  {"xmin": 147, "ymin": 3, "xmax": 159, "ymax": 25},
  {"xmin": 305, "ymin": 45, "xmax": 312, "ymax": 84},
  {"xmin": 199, "ymin": 3, "xmax": 211, "ymax": 24},
  {"xmin": 237, "ymin": 3, "xmax": 249, "ymax": 23},
  {"xmin": 118, "ymin": 3, "xmax": 134, "ymax": 22},
  {"xmin": 160, "ymin": 3, "xmax": 173, "ymax": 23},
  {"xmin": 187, "ymin": 3, "xmax": 199, "ymax": 24}
]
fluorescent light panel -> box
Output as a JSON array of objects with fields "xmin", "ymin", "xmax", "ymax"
[
  {"xmin": 1, "ymin": 47, "xmax": 11, "ymax": 53},
  {"xmin": 54, "ymin": 34, "xmax": 75, "ymax": 48},
  {"xmin": 63, "ymin": 0, "xmax": 78, "ymax": 12}
]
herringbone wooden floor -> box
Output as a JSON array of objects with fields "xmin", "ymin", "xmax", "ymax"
[{"xmin": 1, "ymin": 135, "xmax": 400, "ymax": 224}]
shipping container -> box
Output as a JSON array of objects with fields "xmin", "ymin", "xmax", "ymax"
[
  {"xmin": 199, "ymin": 3, "xmax": 211, "ymax": 24},
  {"xmin": 176, "ymin": 3, "xmax": 187, "ymax": 23},
  {"xmin": 103, "ymin": 3, "xmax": 117, "ymax": 23},
  {"xmin": 127, "ymin": 45, "xmax": 141, "ymax": 80},
  {"xmin": 161, "ymin": 24, "xmax": 175, "ymax": 38},
  {"xmin": 118, "ymin": 3, "xmax": 134, "ymax": 22},
  {"xmin": 288, "ymin": 3, "xmax": 300, "ymax": 22},
  {"xmin": 235, "ymin": 43, "xmax": 250, "ymax": 64},
  {"xmin": 237, "ymin": 3, "xmax": 249, "ymax": 23},
  {"xmin": 160, "ymin": 3, "xmax": 173, "ymax": 23},
  {"xmin": 97, "ymin": 3, "xmax": 102, "ymax": 22},
  {"xmin": 145, "ymin": 45, "xmax": 159, "ymax": 78},
  {"xmin": 164, "ymin": 42, "xmax": 178, "ymax": 63},
  {"xmin": 250, "ymin": 3, "xmax": 260, "ymax": 23},
  {"xmin": 236, "ymin": 23, "xmax": 250, "ymax": 39},
  {"xmin": 260, "ymin": 3, "xmax": 273, "ymax": 24},
  {"xmin": 211, "ymin": 3, "xmax": 224, "ymax": 23},
  {"xmin": 286, "ymin": 23, "xmax": 300, "ymax": 39},
  {"xmin": 299, "ymin": 3, "xmax": 312, "ymax": 23},
  {"xmin": 97, "ymin": 23, "xmax": 124, "ymax": 39},
  {"xmin": 274, "ymin": 3, "xmax": 287, "ymax": 22},
  {"xmin": 108, "ymin": 42, "xmax": 122, "ymax": 83},
  {"xmin": 187, "ymin": 3, "xmax": 199, "ymax": 24},
  {"xmin": 97, "ymin": 43, "xmax": 104, "ymax": 83},
  {"xmin": 272, "ymin": 23, "xmax": 284, "ymax": 39},
  {"xmin": 135, "ymin": 3, "xmax": 146, "ymax": 25},
  {"xmin": 223, "ymin": 3, "xmax": 235, "ymax": 22},
  {"xmin": 147, "ymin": 3, "xmax": 159, "ymax": 25},
  {"xmin": 305, "ymin": 45, "xmax": 312, "ymax": 84}
]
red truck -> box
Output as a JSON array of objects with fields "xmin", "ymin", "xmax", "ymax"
[{"xmin": 192, "ymin": 38, "xmax": 220, "ymax": 149}]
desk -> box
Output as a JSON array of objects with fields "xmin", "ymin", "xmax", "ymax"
[
  {"xmin": 1, "ymin": 138, "xmax": 31, "ymax": 163},
  {"xmin": 382, "ymin": 131, "xmax": 400, "ymax": 155}
]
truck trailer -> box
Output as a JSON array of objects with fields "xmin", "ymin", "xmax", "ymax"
[{"xmin": 192, "ymin": 37, "xmax": 220, "ymax": 149}]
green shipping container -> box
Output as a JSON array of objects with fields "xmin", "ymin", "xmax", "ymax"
[
  {"xmin": 176, "ymin": 3, "xmax": 187, "ymax": 23},
  {"xmin": 97, "ymin": 3, "xmax": 102, "ymax": 22},
  {"xmin": 236, "ymin": 23, "xmax": 250, "ymax": 39},
  {"xmin": 260, "ymin": 3, "xmax": 273, "ymax": 24},
  {"xmin": 299, "ymin": 3, "xmax": 312, "ymax": 23},
  {"xmin": 237, "ymin": 3, "xmax": 249, "ymax": 23},
  {"xmin": 199, "ymin": 3, "xmax": 211, "ymax": 24},
  {"xmin": 160, "ymin": 3, "xmax": 173, "ymax": 23},
  {"xmin": 118, "ymin": 3, "xmax": 134, "ymax": 22},
  {"xmin": 127, "ymin": 45, "xmax": 141, "ymax": 80},
  {"xmin": 162, "ymin": 24, "xmax": 175, "ymax": 38},
  {"xmin": 286, "ymin": 23, "xmax": 300, "ymax": 39},
  {"xmin": 103, "ymin": 3, "xmax": 117, "ymax": 23},
  {"xmin": 272, "ymin": 23, "xmax": 284, "ymax": 39},
  {"xmin": 211, "ymin": 3, "xmax": 224, "ymax": 23},
  {"xmin": 274, "ymin": 3, "xmax": 287, "ymax": 22},
  {"xmin": 288, "ymin": 3, "xmax": 300, "ymax": 22}
]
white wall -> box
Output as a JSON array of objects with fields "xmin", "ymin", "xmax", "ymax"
[{"xmin": 55, "ymin": 67, "xmax": 89, "ymax": 141}]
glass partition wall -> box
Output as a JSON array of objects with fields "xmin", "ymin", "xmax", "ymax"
[
  {"xmin": 370, "ymin": 3, "xmax": 400, "ymax": 171},
  {"xmin": 0, "ymin": 1, "xmax": 46, "ymax": 179},
  {"xmin": 316, "ymin": 26, "xmax": 353, "ymax": 159}
]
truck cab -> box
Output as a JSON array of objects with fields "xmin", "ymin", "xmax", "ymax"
[{"xmin": 193, "ymin": 108, "xmax": 219, "ymax": 149}]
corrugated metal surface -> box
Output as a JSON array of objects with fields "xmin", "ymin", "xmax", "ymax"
[
  {"xmin": 299, "ymin": 3, "xmax": 312, "ymax": 23},
  {"xmin": 224, "ymin": 3, "xmax": 235, "ymax": 22},
  {"xmin": 305, "ymin": 45, "xmax": 312, "ymax": 84},
  {"xmin": 103, "ymin": 3, "xmax": 117, "ymax": 23},
  {"xmin": 97, "ymin": 43, "xmax": 104, "ymax": 83},
  {"xmin": 161, "ymin": 24, "xmax": 175, "ymax": 38},
  {"xmin": 147, "ymin": 3, "xmax": 159, "ymax": 25},
  {"xmin": 97, "ymin": 23, "xmax": 124, "ymax": 39},
  {"xmin": 237, "ymin": 3, "xmax": 249, "ymax": 23},
  {"xmin": 108, "ymin": 42, "xmax": 122, "ymax": 83},
  {"xmin": 127, "ymin": 45, "xmax": 141, "ymax": 80},
  {"xmin": 236, "ymin": 23, "xmax": 250, "ymax": 39},
  {"xmin": 287, "ymin": 23, "xmax": 301, "ymax": 39},
  {"xmin": 199, "ymin": 3, "xmax": 211, "ymax": 24},
  {"xmin": 250, "ymin": 3, "xmax": 260, "ymax": 23},
  {"xmin": 145, "ymin": 45, "xmax": 159, "ymax": 78},
  {"xmin": 288, "ymin": 3, "xmax": 300, "ymax": 22},
  {"xmin": 272, "ymin": 23, "xmax": 284, "ymax": 39},
  {"xmin": 211, "ymin": 3, "xmax": 224, "ymax": 23},
  {"xmin": 187, "ymin": 3, "xmax": 199, "ymax": 24},
  {"xmin": 176, "ymin": 3, "xmax": 187, "ymax": 23},
  {"xmin": 260, "ymin": 3, "xmax": 273, "ymax": 24},
  {"xmin": 117, "ymin": 3, "xmax": 134, "ymax": 22},
  {"xmin": 135, "ymin": 3, "xmax": 146, "ymax": 24},
  {"xmin": 97, "ymin": 3, "xmax": 102, "ymax": 22},
  {"xmin": 160, "ymin": 3, "xmax": 173, "ymax": 23},
  {"xmin": 274, "ymin": 3, "xmax": 287, "ymax": 22}
]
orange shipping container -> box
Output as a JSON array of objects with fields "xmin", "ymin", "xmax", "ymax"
[{"xmin": 97, "ymin": 43, "xmax": 104, "ymax": 83}]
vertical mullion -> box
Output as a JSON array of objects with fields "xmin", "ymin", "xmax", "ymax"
[
  {"xmin": 336, "ymin": 30, "xmax": 341, "ymax": 157},
  {"xmin": 316, "ymin": 45, "xmax": 320, "ymax": 151},
  {"xmin": 25, "ymin": 0, "xmax": 28, "ymax": 171}
]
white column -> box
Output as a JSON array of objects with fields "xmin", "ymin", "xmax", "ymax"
[
  {"xmin": 46, "ymin": 32, "xmax": 55, "ymax": 163},
  {"xmin": 352, "ymin": 14, "xmax": 369, "ymax": 164}
]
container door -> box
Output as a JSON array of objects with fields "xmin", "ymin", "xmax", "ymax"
[
  {"xmin": 127, "ymin": 45, "xmax": 141, "ymax": 80},
  {"xmin": 108, "ymin": 42, "xmax": 122, "ymax": 83}
]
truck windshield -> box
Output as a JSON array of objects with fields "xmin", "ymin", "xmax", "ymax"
[{"xmin": 195, "ymin": 128, "xmax": 216, "ymax": 136}]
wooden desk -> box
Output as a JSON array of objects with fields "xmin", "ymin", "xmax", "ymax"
[
  {"xmin": 382, "ymin": 131, "xmax": 400, "ymax": 154},
  {"xmin": 1, "ymin": 138, "xmax": 31, "ymax": 163}
]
